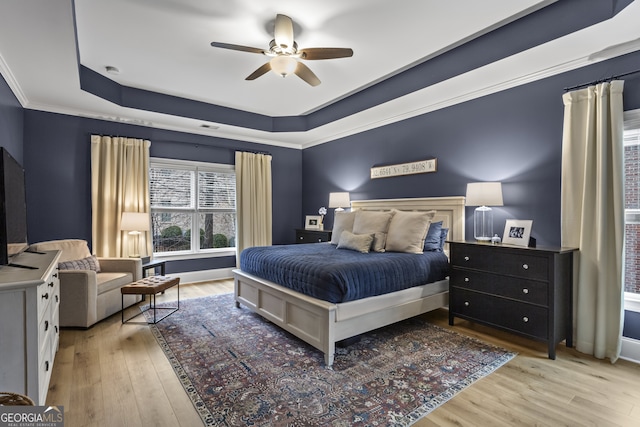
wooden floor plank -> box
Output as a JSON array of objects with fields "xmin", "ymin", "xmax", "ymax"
[
  {"xmin": 67, "ymin": 328, "xmax": 106, "ymax": 426},
  {"xmin": 46, "ymin": 278, "xmax": 640, "ymax": 427},
  {"xmin": 98, "ymin": 320, "xmax": 144, "ymax": 427}
]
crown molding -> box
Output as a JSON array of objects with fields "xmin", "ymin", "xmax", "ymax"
[{"xmin": 0, "ymin": 52, "xmax": 28, "ymax": 107}]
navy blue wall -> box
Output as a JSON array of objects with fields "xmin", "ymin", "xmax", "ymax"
[
  {"xmin": 0, "ymin": 75, "xmax": 24, "ymax": 163},
  {"xmin": 22, "ymin": 111, "xmax": 302, "ymax": 273},
  {"xmin": 302, "ymin": 51, "xmax": 640, "ymax": 248}
]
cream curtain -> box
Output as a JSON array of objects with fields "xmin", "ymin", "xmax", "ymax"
[
  {"xmin": 235, "ymin": 151, "xmax": 272, "ymax": 266},
  {"xmin": 560, "ymin": 81, "xmax": 625, "ymax": 362},
  {"xmin": 91, "ymin": 135, "xmax": 151, "ymax": 258}
]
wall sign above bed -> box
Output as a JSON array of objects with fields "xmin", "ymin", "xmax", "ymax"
[{"xmin": 370, "ymin": 159, "xmax": 437, "ymax": 179}]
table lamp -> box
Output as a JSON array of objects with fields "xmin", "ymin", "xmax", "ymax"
[
  {"xmin": 329, "ymin": 192, "xmax": 350, "ymax": 212},
  {"xmin": 120, "ymin": 212, "xmax": 150, "ymax": 257},
  {"xmin": 465, "ymin": 182, "xmax": 503, "ymax": 241}
]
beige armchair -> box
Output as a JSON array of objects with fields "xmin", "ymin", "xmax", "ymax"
[{"xmin": 29, "ymin": 239, "xmax": 142, "ymax": 328}]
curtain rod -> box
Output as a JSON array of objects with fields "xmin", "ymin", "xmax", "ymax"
[
  {"xmin": 563, "ymin": 68, "xmax": 640, "ymax": 92},
  {"xmin": 238, "ymin": 149, "xmax": 272, "ymax": 156},
  {"xmin": 156, "ymin": 140, "xmax": 271, "ymax": 156}
]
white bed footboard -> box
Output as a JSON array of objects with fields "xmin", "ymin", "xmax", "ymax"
[{"xmin": 234, "ymin": 269, "xmax": 449, "ymax": 366}]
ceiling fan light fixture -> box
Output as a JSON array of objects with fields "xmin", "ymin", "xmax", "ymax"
[{"xmin": 270, "ymin": 56, "xmax": 297, "ymax": 77}]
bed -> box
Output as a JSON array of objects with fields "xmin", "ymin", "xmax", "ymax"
[{"xmin": 233, "ymin": 196, "xmax": 465, "ymax": 366}]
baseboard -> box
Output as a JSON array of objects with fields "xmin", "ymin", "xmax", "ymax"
[
  {"xmin": 171, "ymin": 268, "xmax": 234, "ymax": 284},
  {"xmin": 620, "ymin": 337, "xmax": 640, "ymax": 364}
]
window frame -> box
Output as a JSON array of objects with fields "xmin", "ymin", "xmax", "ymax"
[{"xmin": 149, "ymin": 157, "xmax": 236, "ymax": 260}]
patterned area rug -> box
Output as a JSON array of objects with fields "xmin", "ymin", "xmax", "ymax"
[{"xmin": 149, "ymin": 293, "xmax": 515, "ymax": 426}]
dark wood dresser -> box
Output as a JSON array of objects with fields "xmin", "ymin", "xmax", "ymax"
[
  {"xmin": 448, "ymin": 241, "xmax": 577, "ymax": 359},
  {"xmin": 295, "ymin": 228, "xmax": 332, "ymax": 243}
]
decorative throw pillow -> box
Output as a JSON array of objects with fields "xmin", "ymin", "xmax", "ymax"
[
  {"xmin": 352, "ymin": 210, "xmax": 395, "ymax": 252},
  {"xmin": 423, "ymin": 221, "xmax": 443, "ymax": 251},
  {"xmin": 58, "ymin": 255, "xmax": 101, "ymax": 272},
  {"xmin": 330, "ymin": 211, "xmax": 357, "ymax": 245},
  {"xmin": 336, "ymin": 230, "xmax": 374, "ymax": 253},
  {"xmin": 385, "ymin": 210, "xmax": 435, "ymax": 254},
  {"xmin": 440, "ymin": 228, "xmax": 449, "ymax": 251}
]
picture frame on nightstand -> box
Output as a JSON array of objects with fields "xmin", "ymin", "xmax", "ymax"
[
  {"xmin": 502, "ymin": 219, "xmax": 533, "ymax": 246},
  {"xmin": 305, "ymin": 215, "xmax": 322, "ymax": 230}
]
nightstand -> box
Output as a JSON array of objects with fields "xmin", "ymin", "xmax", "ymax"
[
  {"xmin": 295, "ymin": 228, "xmax": 332, "ymax": 243},
  {"xmin": 448, "ymin": 241, "xmax": 577, "ymax": 359}
]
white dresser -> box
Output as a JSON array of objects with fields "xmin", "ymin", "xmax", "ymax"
[{"xmin": 0, "ymin": 250, "xmax": 61, "ymax": 405}]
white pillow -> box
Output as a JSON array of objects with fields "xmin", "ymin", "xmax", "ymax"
[
  {"xmin": 352, "ymin": 210, "xmax": 395, "ymax": 252},
  {"xmin": 385, "ymin": 210, "xmax": 436, "ymax": 254},
  {"xmin": 330, "ymin": 211, "xmax": 356, "ymax": 245}
]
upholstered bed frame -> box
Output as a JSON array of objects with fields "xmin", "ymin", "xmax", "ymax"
[{"xmin": 232, "ymin": 196, "xmax": 465, "ymax": 366}]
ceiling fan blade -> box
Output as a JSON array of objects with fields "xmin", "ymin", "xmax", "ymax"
[
  {"xmin": 245, "ymin": 62, "xmax": 272, "ymax": 80},
  {"xmin": 210, "ymin": 42, "xmax": 265, "ymax": 55},
  {"xmin": 299, "ymin": 48, "xmax": 354, "ymax": 60},
  {"xmin": 274, "ymin": 14, "xmax": 294, "ymax": 50},
  {"xmin": 294, "ymin": 62, "xmax": 321, "ymax": 87}
]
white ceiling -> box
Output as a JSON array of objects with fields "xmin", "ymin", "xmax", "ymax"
[{"xmin": 1, "ymin": 0, "xmax": 640, "ymax": 149}]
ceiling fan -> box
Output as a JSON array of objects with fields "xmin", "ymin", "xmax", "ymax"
[{"xmin": 210, "ymin": 14, "xmax": 353, "ymax": 87}]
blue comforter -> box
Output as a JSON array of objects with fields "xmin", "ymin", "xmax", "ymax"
[{"xmin": 239, "ymin": 243, "xmax": 450, "ymax": 303}]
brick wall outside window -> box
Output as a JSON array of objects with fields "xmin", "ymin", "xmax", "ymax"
[{"xmin": 625, "ymin": 144, "xmax": 640, "ymax": 294}]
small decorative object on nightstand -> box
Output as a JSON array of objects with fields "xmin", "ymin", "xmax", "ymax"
[
  {"xmin": 448, "ymin": 240, "xmax": 577, "ymax": 359},
  {"xmin": 295, "ymin": 228, "xmax": 332, "ymax": 243}
]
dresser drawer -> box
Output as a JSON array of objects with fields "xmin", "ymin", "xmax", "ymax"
[
  {"xmin": 450, "ymin": 289, "xmax": 548, "ymax": 339},
  {"xmin": 38, "ymin": 300, "xmax": 53, "ymax": 355},
  {"xmin": 38, "ymin": 331, "xmax": 55, "ymax": 404},
  {"xmin": 296, "ymin": 229, "xmax": 332, "ymax": 243},
  {"xmin": 450, "ymin": 268, "xmax": 548, "ymax": 306},
  {"xmin": 450, "ymin": 244, "xmax": 548, "ymax": 281},
  {"xmin": 36, "ymin": 281, "xmax": 53, "ymax": 321}
]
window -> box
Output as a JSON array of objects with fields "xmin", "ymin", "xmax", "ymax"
[
  {"xmin": 149, "ymin": 158, "xmax": 236, "ymax": 256},
  {"xmin": 625, "ymin": 125, "xmax": 640, "ymax": 298}
]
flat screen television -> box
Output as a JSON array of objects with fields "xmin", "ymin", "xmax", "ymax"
[{"xmin": 0, "ymin": 147, "xmax": 29, "ymax": 265}]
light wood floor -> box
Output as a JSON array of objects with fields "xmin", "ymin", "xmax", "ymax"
[{"xmin": 47, "ymin": 279, "xmax": 640, "ymax": 427}]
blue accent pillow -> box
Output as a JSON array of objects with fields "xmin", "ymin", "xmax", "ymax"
[
  {"xmin": 424, "ymin": 221, "xmax": 443, "ymax": 251},
  {"xmin": 440, "ymin": 228, "xmax": 449, "ymax": 251}
]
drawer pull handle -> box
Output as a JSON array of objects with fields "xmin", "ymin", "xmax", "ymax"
[
  {"xmin": 464, "ymin": 277, "xmax": 470, "ymax": 282},
  {"xmin": 522, "ymin": 288, "xmax": 529, "ymax": 294},
  {"xmin": 522, "ymin": 264, "xmax": 529, "ymax": 270},
  {"xmin": 42, "ymin": 293, "xmax": 49, "ymax": 300},
  {"xmin": 464, "ymin": 301, "xmax": 470, "ymax": 306},
  {"xmin": 523, "ymin": 316, "xmax": 529, "ymax": 323},
  {"xmin": 55, "ymin": 326, "xmax": 59, "ymax": 334},
  {"xmin": 48, "ymin": 282, "xmax": 54, "ymax": 287},
  {"xmin": 299, "ymin": 236, "xmax": 303, "ymax": 240},
  {"xmin": 53, "ymin": 273, "xmax": 58, "ymax": 278},
  {"xmin": 464, "ymin": 256, "xmax": 470, "ymax": 261},
  {"xmin": 318, "ymin": 239, "xmax": 322, "ymax": 242},
  {"xmin": 44, "ymin": 320, "xmax": 49, "ymax": 331},
  {"xmin": 45, "ymin": 361, "xmax": 49, "ymax": 372},
  {"xmin": 55, "ymin": 295, "xmax": 59, "ymax": 303}
]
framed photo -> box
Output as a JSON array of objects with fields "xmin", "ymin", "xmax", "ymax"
[
  {"xmin": 305, "ymin": 215, "xmax": 322, "ymax": 230},
  {"xmin": 502, "ymin": 219, "xmax": 533, "ymax": 247}
]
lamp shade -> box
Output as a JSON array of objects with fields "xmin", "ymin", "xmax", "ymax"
[
  {"xmin": 120, "ymin": 212, "xmax": 150, "ymax": 232},
  {"xmin": 465, "ymin": 182, "xmax": 503, "ymax": 207},
  {"xmin": 328, "ymin": 192, "xmax": 351, "ymax": 209}
]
